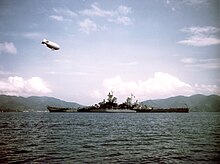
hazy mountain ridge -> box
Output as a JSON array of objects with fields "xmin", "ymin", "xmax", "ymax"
[
  {"xmin": 0, "ymin": 95, "xmax": 82, "ymax": 112},
  {"xmin": 142, "ymin": 94, "xmax": 220, "ymax": 112},
  {"xmin": 0, "ymin": 94, "xmax": 219, "ymax": 112}
]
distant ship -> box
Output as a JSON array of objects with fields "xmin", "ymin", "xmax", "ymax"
[
  {"xmin": 48, "ymin": 92, "xmax": 189, "ymax": 113},
  {"xmin": 47, "ymin": 106, "xmax": 77, "ymax": 112}
]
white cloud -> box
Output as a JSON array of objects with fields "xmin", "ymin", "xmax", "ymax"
[
  {"xmin": 182, "ymin": 0, "xmax": 208, "ymax": 5},
  {"xmin": 8, "ymin": 76, "xmax": 24, "ymax": 89},
  {"xmin": 79, "ymin": 3, "xmax": 132, "ymax": 26},
  {"xmin": 25, "ymin": 77, "xmax": 51, "ymax": 94},
  {"xmin": 0, "ymin": 70, "xmax": 13, "ymax": 76},
  {"xmin": 0, "ymin": 42, "xmax": 17, "ymax": 55},
  {"xmin": 98, "ymin": 72, "xmax": 193, "ymax": 101},
  {"xmin": 194, "ymin": 83, "xmax": 220, "ymax": 95},
  {"xmin": 91, "ymin": 72, "xmax": 220, "ymax": 102},
  {"xmin": 181, "ymin": 58, "xmax": 220, "ymax": 69},
  {"xmin": 0, "ymin": 76, "xmax": 51, "ymax": 96},
  {"xmin": 166, "ymin": 0, "xmax": 209, "ymax": 11},
  {"xmin": 178, "ymin": 36, "xmax": 220, "ymax": 47},
  {"xmin": 117, "ymin": 6, "xmax": 132, "ymax": 15},
  {"xmin": 79, "ymin": 3, "xmax": 114, "ymax": 17},
  {"xmin": 53, "ymin": 7, "xmax": 77, "ymax": 17},
  {"xmin": 78, "ymin": 18, "xmax": 98, "ymax": 34},
  {"xmin": 108, "ymin": 16, "xmax": 131, "ymax": 26},
  {"xmin": 50, "ymin": 7, "xmax": 77, "ymax": 22},
  {"xmin": 181, "ymin": 26, "xmax": 219, "ymax": 34},
  {"xmin": 178, "ymin": 26, "xmax": 220, "ymax": 47},
  {"xmin": 50, "ymin": 15, "xmax": 64, "ymax": 21}
]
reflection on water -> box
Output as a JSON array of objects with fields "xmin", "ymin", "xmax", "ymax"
[{"xmin": 0, "ymin": 112, "xmax": 219, "ymax": 163}]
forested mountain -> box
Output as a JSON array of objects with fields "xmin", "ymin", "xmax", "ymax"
[
  {"xmin": 0, "ymin": 95, "xmax": 82, "ymax": 112},
  {"xmin": 142, "ymin": 94, "xmax": 220, "ymax": 112}
]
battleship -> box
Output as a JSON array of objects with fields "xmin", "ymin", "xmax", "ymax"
[{"xmin": 47, "ymin": 91, "xmax": 189, "ymax": 113}]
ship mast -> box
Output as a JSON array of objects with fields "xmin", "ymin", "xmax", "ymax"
[{"xmin": 107, "ymin": 91, "xmax": 117, "ymax": 104}]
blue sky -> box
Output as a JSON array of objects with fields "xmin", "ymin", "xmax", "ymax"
[{"xmin": 0, "ymin": 0, "xmax": 219, "ymax": 105}]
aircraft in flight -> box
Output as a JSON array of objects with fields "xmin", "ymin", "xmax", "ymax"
[{"xmin": 42, "ymin": 39, "xmax": 60, "ymax": 51}]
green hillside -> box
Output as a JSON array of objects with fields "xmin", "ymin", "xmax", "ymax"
[
  {"xmin": 142, "ymin": 94, "xmax": 220, "ymax": 112},
  {"xmin": 0, "ymin": 95, "xmax": 82, "ymax": 112}
]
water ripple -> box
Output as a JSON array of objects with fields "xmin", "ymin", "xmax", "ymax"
[{"xmin": 0, "ymin": 112, "xmax": 219, "ymax": 163}]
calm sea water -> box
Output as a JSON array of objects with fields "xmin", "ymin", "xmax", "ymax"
[{"xmin": 0, "ymin": 112, "xmax": 219, "ymax": 163}]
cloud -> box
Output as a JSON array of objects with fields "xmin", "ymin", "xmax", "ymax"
[
  {"xmin": 108, "ymin": 16, "xmax": 131, "ymax": 26},
  {"xmin": 0, "ymin": 42, "xmax": 17, "ymax": 55},
  {"xmin": 50, "ymin": 15, "xmax": 64, "ymax": 21},
  {"xmin": 181, "ymin": 26, "xmax": 219, "ymax": 34},
  {"xmin": 0, "ymin": 76, "xmax": 51, "ymax": 96},
  {"xmin": 79, "ymin": 3, "xmax": 114, "ymax": 17},
  {"xmin": 53, "ymin": 7, "xmax": 77, "ymax": 17},
  {"xmin": 182, "ymin": 0, "xmax": 208, "ymax": 5},
  {"xmin": 0, "ymin": 70, "xmax": 13, "ymax": 76},
  {"xmin": 117, "ymin": 6, "xmax": 132, "ymax": 15},
  {"xmin": 93, "ymin": 72, "xmax": 193, "ymax": 101},
  {"xmin": 178, "ymin": 26, "xmax": 220, "ymax": 47},
  {"xmin": 178, "ymin": 37, "xmax": 220, "ymax": 47},
  {"xmin": 78, "ymin": 18, "xmax": 98, "ymax": 34},
  {"xmin": 50, "ymin": 16, "xmax": 72, "ymax": 22},
  {"xmin": 77, "ymin": 3, "xmax": 132, "ymax": 34},
  {"xmin": 165, "ymin": 0, "xmax": 208, "ymax": 7},
  {"xmin": 79, "ymin": 3, "xmax": 132, "ymax": 26},
  {"xmin": 181, "ymin": 58, "xmax": 220, "ymax": 69},
  {"xmin": 194, "ymin": 83, "xmax": 220, "ymax": 95},
  {"xmin": 166, "ymin": 0, "xmax": 209, "ymax": 11},
  {"xmin": 50, "ymin": 7, "xmax": 76, "ymax": 22},
  {"xmin": 90, "ymin": 72, "xmax": 220, "ymax": 102}
]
